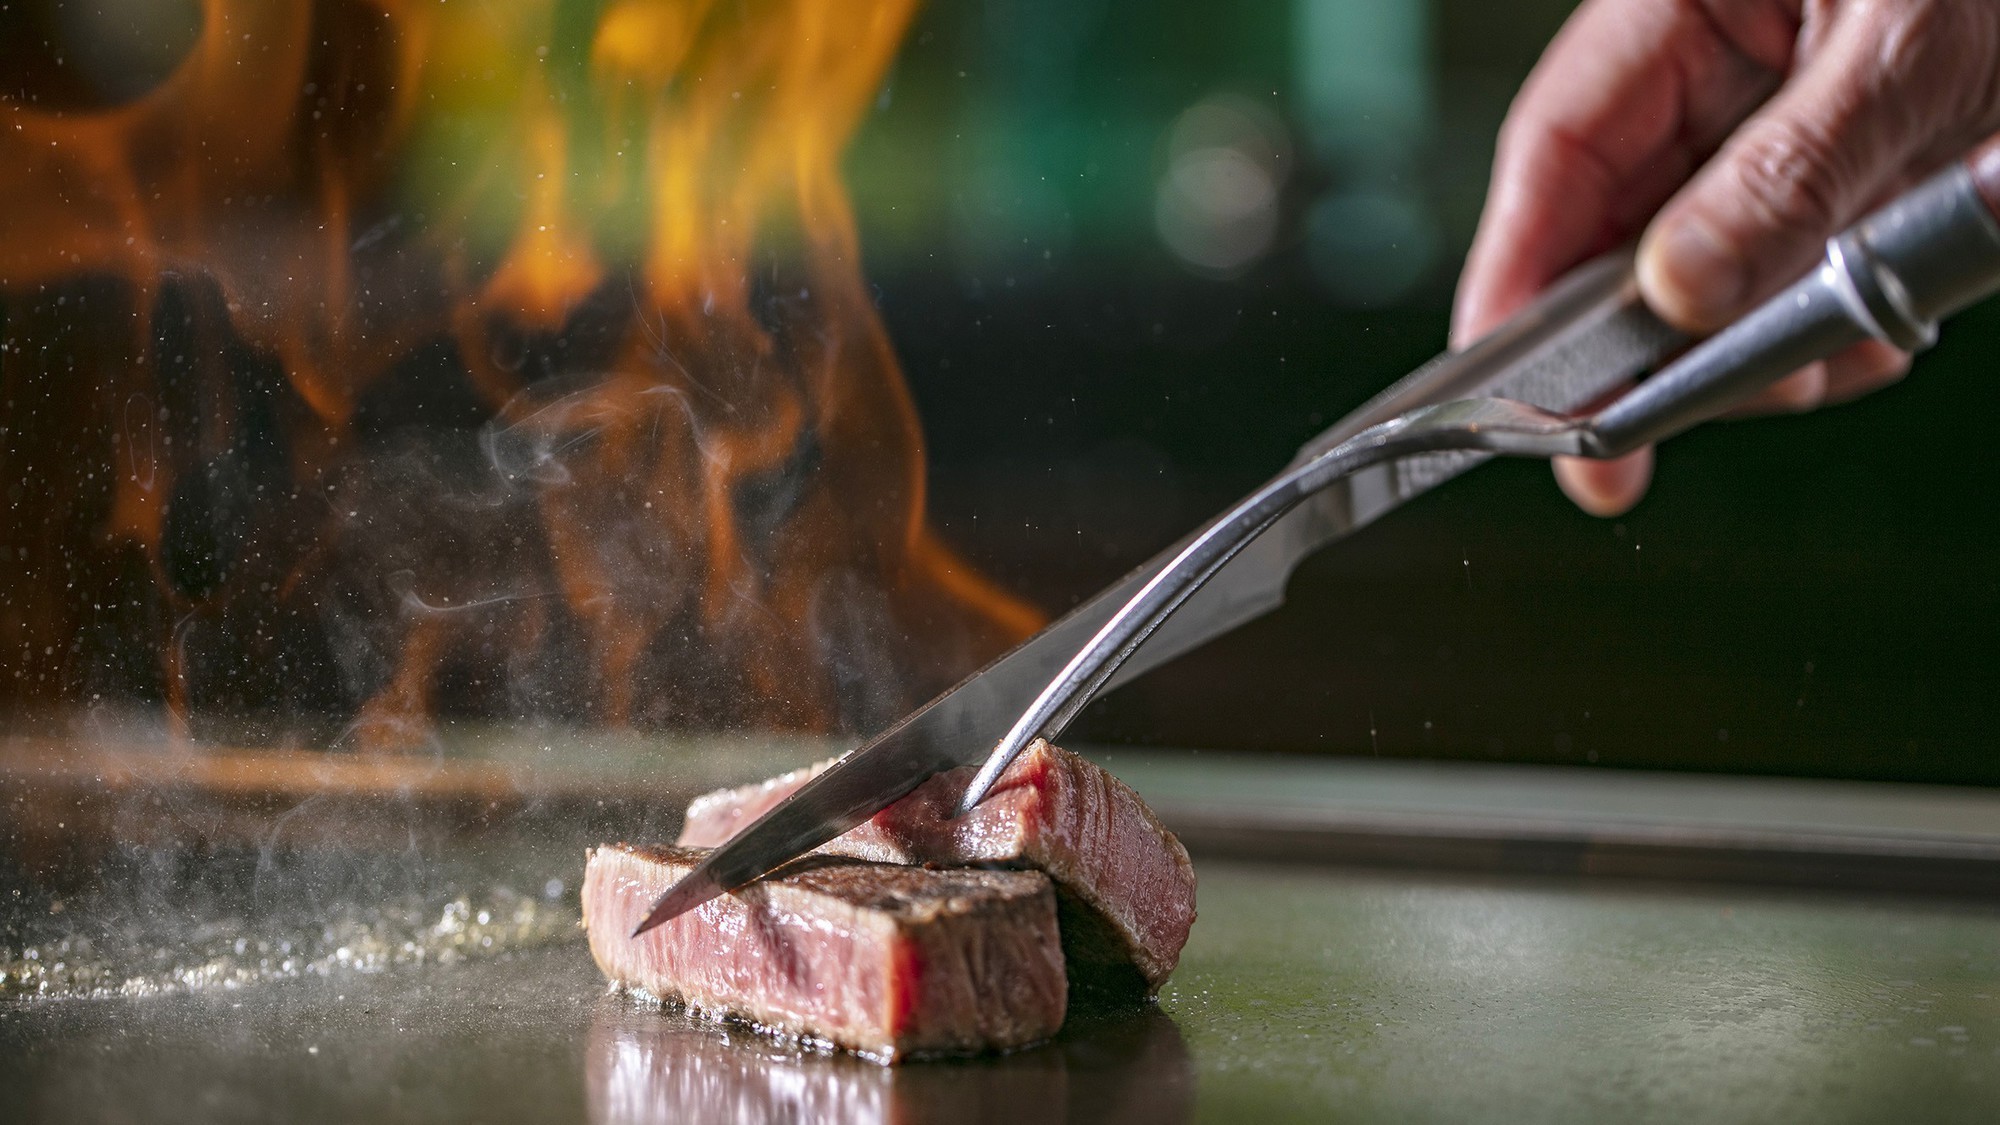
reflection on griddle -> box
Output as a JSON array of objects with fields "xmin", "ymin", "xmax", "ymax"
[{"xmin": 585, "ymin": 997, "xmax": 1194, "ymax": 1125}]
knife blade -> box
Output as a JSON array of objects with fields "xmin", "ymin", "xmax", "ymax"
[{"xmin": 632, "ymin": 247, "xmax": 1683, "ymax": 937}]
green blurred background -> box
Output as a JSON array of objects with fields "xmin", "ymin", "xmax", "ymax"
[{"xmin": 849, "ymin": 0, "xmax": 2000, "ymax": 786}]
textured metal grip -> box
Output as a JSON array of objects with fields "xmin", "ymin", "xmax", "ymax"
[
  {"xmin": 1587, "ymin": 162, "xmax": 2000, "ymax": 457},
  {"xmin": 1295, "ymin": 251, "xmax": 1681, "ymax": 459},
  {"xmin": 1291, "ymin": 249, "xmax": 1684, "ymax": 527},
  {"xmin": 1108, "ymin": 251, "xmax": 1686, "ymax": 693}
]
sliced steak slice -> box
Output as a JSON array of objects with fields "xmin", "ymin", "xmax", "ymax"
[
  {"xmin": 678, "ymin": 739, "xmax": 1196, "ymax": 998},
  {"xmin": 582, "ymin": 843, "xmax": 1067, "ymax": 1061}
]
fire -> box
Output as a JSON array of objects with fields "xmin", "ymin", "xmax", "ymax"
[{"xmin": 0, "ymin": 0, "xmax": 1040, "ymax": 745}]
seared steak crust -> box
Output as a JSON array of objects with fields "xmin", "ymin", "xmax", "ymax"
[{"xmin": 680, "ymin": 740, "xmax": 1197, "ymax": 996}]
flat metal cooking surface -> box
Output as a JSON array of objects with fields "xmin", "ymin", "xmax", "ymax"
[
  {"xmin": 1113, "ymin": 750, "xmax": 2000, "ymax": 894},
  {"xmin": 6, "ymin": 738, "xmax": 2000, "ymax": 1121},
  {"xmin": 4, "ymin": 860, "xmax": 1998, "ymax": 1123}
]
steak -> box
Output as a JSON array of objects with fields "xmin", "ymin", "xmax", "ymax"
[
  {"xmin": 582, "ymin": 843, "xmax": 1067, "ymax": 1060},
  {"xmin": 679, "ymin": 739, "xmax": 1196, "ymax": 997}
]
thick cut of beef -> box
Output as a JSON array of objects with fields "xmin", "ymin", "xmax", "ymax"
[
  {"xmin": 679, "ymin": 739, "xmax": 1196, "ymax": 997},
  {"xmin": 582, "ymin": 843, "xmax": 1067, "ymax": 1060}
]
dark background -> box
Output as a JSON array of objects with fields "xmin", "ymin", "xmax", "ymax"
[
  {"xmin": 1, "ymin": 0, "xmax": 1993, "ymax": 786},
  {"xmin": 853, "ymin": 0, "xmax": 2000, "ymax": 785}
]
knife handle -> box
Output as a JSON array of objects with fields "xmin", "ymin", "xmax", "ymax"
[
  {"xmin": 1586, "ymin": 137, "xmax": 2000, "ymax": 457},
  {"xmin": 1293, "ymin": 249, "xmax": 1685, "ymax": 465},
  {"xmin": 1287, "ymin": 247, "xmax": 1687, "ymax": 542}
]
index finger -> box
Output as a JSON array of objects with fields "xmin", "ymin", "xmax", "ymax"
[{"xmin": 1452, "ymin": 0, "xmax": 1795, "ymax": 345}]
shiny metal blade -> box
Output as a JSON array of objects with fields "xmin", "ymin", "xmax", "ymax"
[
  {"xmin": 948, "ymin": 251, "xmax": 1683, "ymax": 812},
  {"xmin": 629, "ymin": 867, "xmax": 724, "ymax": 938},
  {"xmin": 626, "ymin": 524, "xmax": 1308, "ymax": 932},
  {"xmin": 632, "ymin": 248, "xmax": 1680, "ymax": 933}
]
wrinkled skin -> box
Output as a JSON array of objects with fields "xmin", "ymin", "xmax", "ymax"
[{"xmin": 1454, "ymin": 0, "xmax": 2000, "ymax": 515}]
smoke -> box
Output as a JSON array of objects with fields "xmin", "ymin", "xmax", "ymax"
[{"xmin": 0, "ymin": 0, "xmax": 1040, "ymax": 748}]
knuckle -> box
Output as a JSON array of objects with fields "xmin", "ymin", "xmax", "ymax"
[
  {"xmin": 1869, "ymin": 0, "xmax": 2000, "ymax": 130},
  {"xmin": 1723, "ymin": 118, "xmax": 1849, "ymax": 238},
  {"xmin": 1872, "ymin": 0, "xmax": 1941, "ymax": 76}
]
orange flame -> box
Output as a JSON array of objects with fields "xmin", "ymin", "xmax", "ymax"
[{"xmin": 0, "ymin": 0, "xmax": 1040, "ymax": 745}]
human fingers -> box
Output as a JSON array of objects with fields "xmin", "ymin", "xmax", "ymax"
[
  {"xmin": 1638, "ymin": 0, "xmax": 2000, "ymax": 332},
  {"xmin": 1553, "ymin": 446, "xmax": 1655, "ymax": 518},
  {"xmin": 1544, "ymin": 378, "xmax": 1659, "ymax": 516},
  {"xmin": 1551, "ymin": 338, "xmax": 1908, "ymax": 515},
  {"xmin": 1821, "ymin": 339, "xmax": 1913, "ymax": 405},
  {"xmin": 1452, "ymin": 0, "xmax": 1790, "ymax": 345},
  {"xmin": 1720, "ymin": 339, "xmax": 1911, "ymax": 416}
]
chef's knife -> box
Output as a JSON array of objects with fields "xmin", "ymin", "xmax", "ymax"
[
  {"xmin": 640, "ymin": 138, "xmax": 2000, "ymax": 935},
  {"xmin": 632, "ymin": 247, "xmax": 1683, "ymax": 934},
  {"xmin": 963, "ymin": 151, "xmax": 2000, "ymax": 811}
]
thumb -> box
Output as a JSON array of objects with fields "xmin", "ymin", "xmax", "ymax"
[{"xmin": 1638, "ymin": 1, "xmax": 2000, "ymax": 332}]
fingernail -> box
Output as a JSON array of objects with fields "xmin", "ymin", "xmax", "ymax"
[{"xmin": 1641, "ymin": 215, "xmax": 1746, "ymax": 332}]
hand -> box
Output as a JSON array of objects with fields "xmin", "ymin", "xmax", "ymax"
[{"xmin": 1453, "ymin": 0, "xmax": 2000, "ymax": 515}]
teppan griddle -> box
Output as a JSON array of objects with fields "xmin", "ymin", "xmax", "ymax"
[{"xmin": 3, "ymin": 732, "xmax": 1998, "ymax": 1122}]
